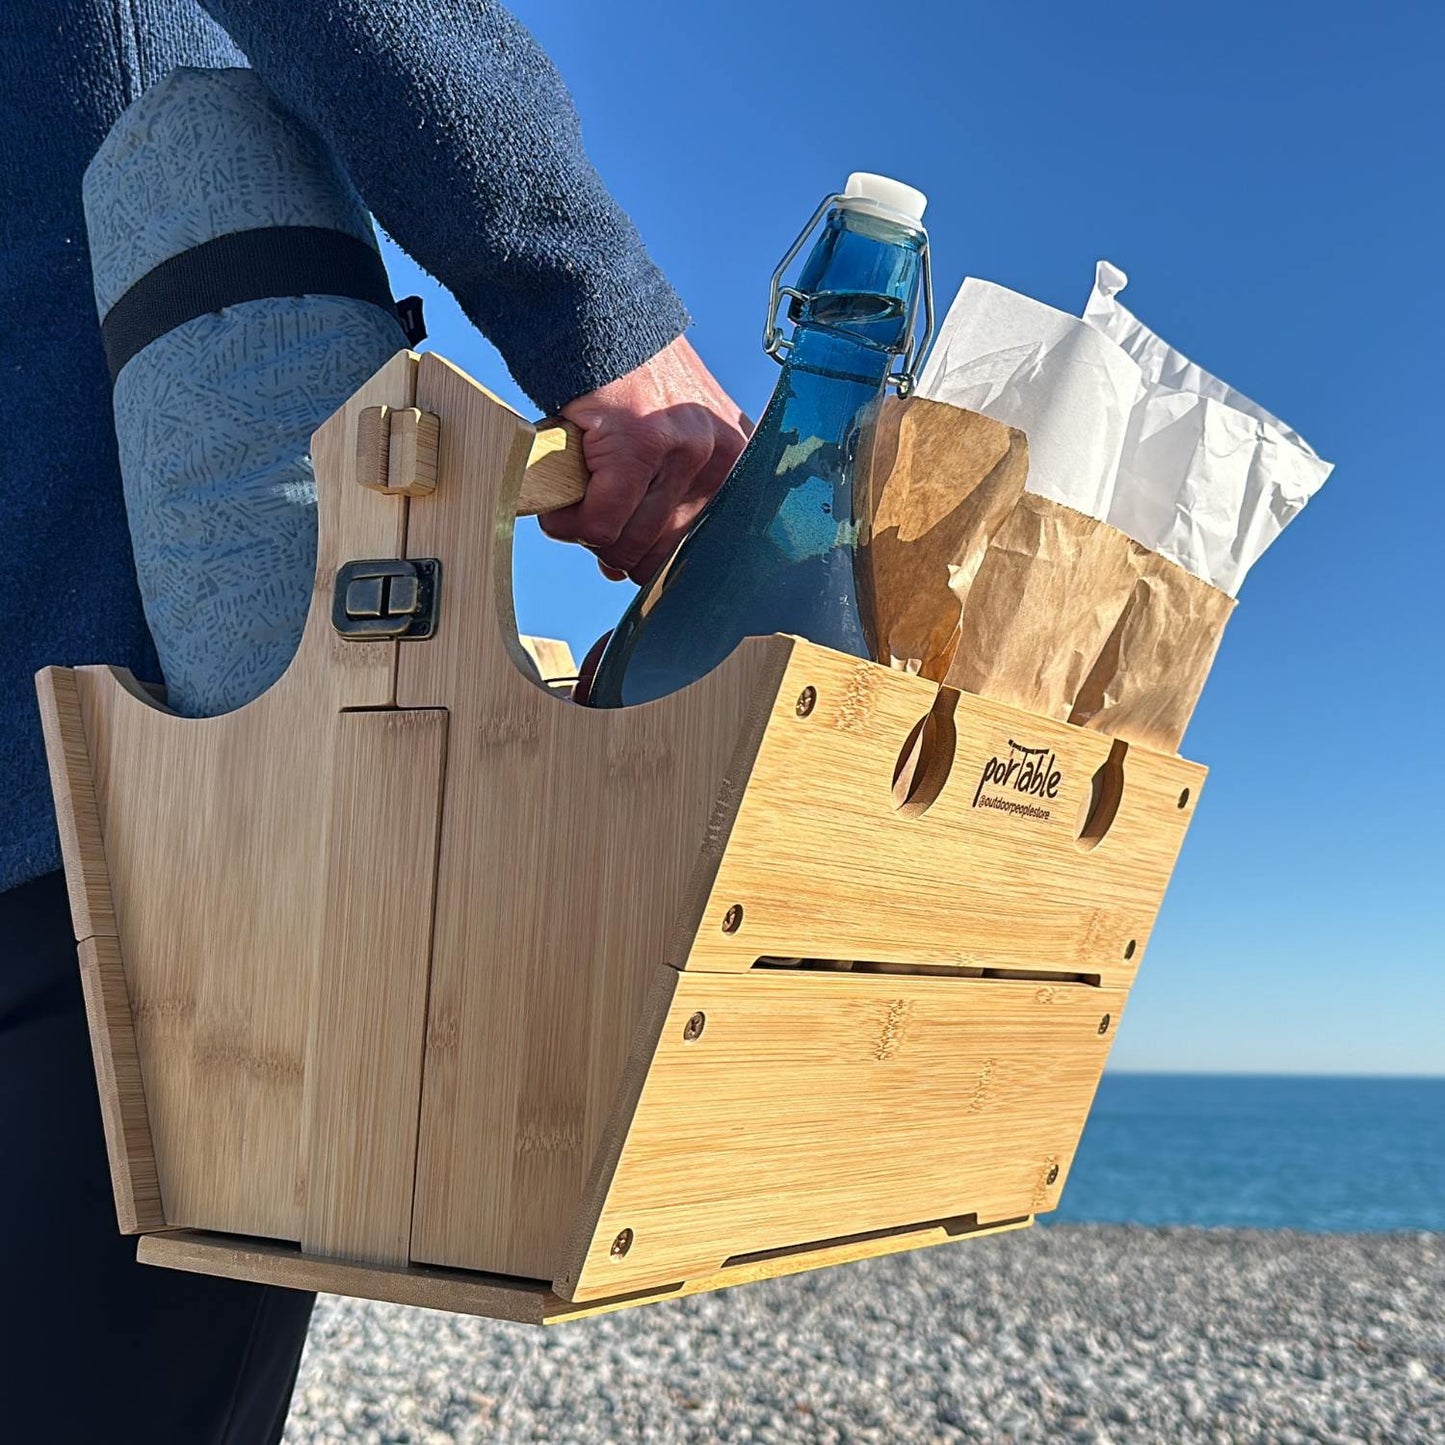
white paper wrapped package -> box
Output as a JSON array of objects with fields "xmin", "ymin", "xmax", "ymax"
[
  {"xmin": 1083, "ymin": 262, "xmax": 1332, "ymax": 596},
  {"xmin": 83, "ymin": 68, "xmax": 409, "ymax": 716},
  {"xmin": 918, "ymin": 261, "xmax": 1333, "ymax": 596},
  {"xmin": 918, "ymin": 278, "xmax": 1140, "ymax": 520}
]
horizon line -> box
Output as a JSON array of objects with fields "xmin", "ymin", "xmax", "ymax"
[{"xmin": 1105, "ymin": 1068, "xmax": 1444, "ymax": 1081}]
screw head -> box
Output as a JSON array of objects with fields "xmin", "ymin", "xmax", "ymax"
[
  {"xmin": 795, "ymin": 686, "xmax": 817, "ymax": 717},
  {"xmin": 722, "ymin": 903, "xmax": 744, "ymax": 934},
  {"xmin": 1098, "ymin": 1013, "xmax": 1112, "ymax": 1035},
  {"xmin": 1046, "ymin": 1163, "xmax": 1060, "ymax": 1186},
  {"xmin": 610, "ymin": 1228, "xmax": 633, "ymax": 1258},
  {"xmin": 683, "ymin": 1011, "xmax": 707, "ymax": 1042}
]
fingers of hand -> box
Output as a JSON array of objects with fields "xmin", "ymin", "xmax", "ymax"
[
  {"xmin": 622, "ymin": 425, "xmax": 739, "ymax": 583},
  {"xmin": 544, "ymin": 340, "xmax": 752, "ymax": 579},
  {"xmin": 688, "ymin": 423, "xmax": 745, "ymax": 505},
  {"xmin": 629, "ymin": 491, "xmax": 713, "ymax": 584},
  {"xmin": 544, "ymin": 410, "xmax": 726, "ymax": 578},
  {"xmin": 594, "ymin": 428, "xmax": 716, "ymax": 577},
  {"xmin": 536, "ymin": 436, "xmax": 657, "ymax": 551}
]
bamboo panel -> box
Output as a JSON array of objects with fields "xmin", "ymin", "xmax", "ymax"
[
  {"xmin": 141, "ymin": 1212, "xmax": 1032, "ymax": 1325},
  {"xmin": 560, "ymin": 967, "xmax": 1124, "ymax": 1300},
  {"xmin": 139, "ymin": 1231, "xmax": 553, "ymax": 1325},
  {"xmin": 301, "ymin": 708, "xmax": 448, "ymax": 1265},
  {"xmin": 676, "ymin": 648, "xmax": 1205, "ymax": 989},
  {"xmin": 398, "ymin": 354, "xmax": 794, "ymax": 1281},
  {"xmin": 35, "ymin": 667, "xmax": 116, "ymax": 941},
  {"xmin": 76, "ymin": 937, "xmax": 164, "ymax": 1232},
  {"xmin": 45, "ymin": 351, "xmax": 419, "ymax": 1241},
  {"xmin": 519, "ymin": 636, "xmax": 578, "ymax": 686}
]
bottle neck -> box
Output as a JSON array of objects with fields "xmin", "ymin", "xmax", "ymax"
[
  {"xmin": 781, "ymin": 204, "xmax": 924, "ymax": 388},
  {"xmin": 782, "ymin": 322, "xmax": 899, "ymax": 388}
]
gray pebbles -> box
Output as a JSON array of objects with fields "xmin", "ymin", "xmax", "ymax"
[{"xmin": 283, "ymin": 1225, "xmax": 1443, "ymax": 1443}]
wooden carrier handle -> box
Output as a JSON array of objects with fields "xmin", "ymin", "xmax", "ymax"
[{"xmin": 520, "ymin": 418, "xmax": 589, "ymax": 517}]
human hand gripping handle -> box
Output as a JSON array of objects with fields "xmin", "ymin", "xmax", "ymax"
[{"xmin": 533, "ymin": 335, "xmax": 751, "ymax": 583}]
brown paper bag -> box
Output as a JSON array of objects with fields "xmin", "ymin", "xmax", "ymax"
[
  {"xmin": 858, "ymin": 396, "xmax": 1029, "ymax": 681},
  {"xmin": 943, "ymin": 493, "xmax": 1142, "ymax": 720},
  {"xmin": 861, "ymin": 396, "xmax": 1233, "ymax": 752},
  {"xmin": 1069, "ymin": 550, "xmax": 1235, "ymax": 752}
]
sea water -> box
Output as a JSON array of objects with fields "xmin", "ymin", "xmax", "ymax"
[{"xmin": 1052, "ymin": 1073, "xmax": 1445, "ymax": 1233}]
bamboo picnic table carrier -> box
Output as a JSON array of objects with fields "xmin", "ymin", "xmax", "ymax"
[{"xmin": 37, "ymin": 350, "xmax": 1205, "ymax": 1324}]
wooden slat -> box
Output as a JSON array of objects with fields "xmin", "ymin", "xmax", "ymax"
[
  {"xmin": 35, "ymin": 667, "xmax": 116, "ymax": 941},
  {"xmin": 64, "ymin": 351, "xmax": 418, "ymax": 1243},
  {"xmin": 559, "ymin": 968, "xmax": 1123, "ymax": 1300},
  {"xmin": 301, "ymin": 709, "xmax": 447, "ymax": 1265},
  {"xmin": 677, "ymin": 646, "xmax": 1205, "ymax": 988},
  {"xmin": 585, "ymin": 1210, "xmax": 1034, "ymax": 1321},
  {"xmin": 77, "ymin": 937, "xmax": 165, "ymax": 1232},
  {"xmin": 140, "ymin": 1213, "xmax": 1032, "ymax": 1325},
  {"xmin": 519, "ymin": 417, "xmax": 588, "ymax": 516},
  {"xmin": 139, "ymin": 1231, "xmax": 554, "ymax": 1325},
  {"xmin": 518, "ymin": 635, "xmax": 578, "ymax": 686},
  {"xmin": 400, "ymin": 354, "xmax": 793, "ymax": 1281}
]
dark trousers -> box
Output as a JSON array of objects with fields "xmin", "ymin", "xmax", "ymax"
[{"xmin": 0, "ymin": 872, "xmax": 315, "ymax": 1444}]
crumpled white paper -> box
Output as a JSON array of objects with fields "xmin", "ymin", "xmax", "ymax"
[
  {"xmin": 916, "ymin": 261, "xmax": 1333, "ymax": 595},
  {"xmin": 915, "ymin": 277, "xmax": 1139, "ymax": 519}
]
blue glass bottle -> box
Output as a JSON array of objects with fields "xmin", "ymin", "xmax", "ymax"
[{"xmin": 586, "ymin": 174, "xmax": 931, "ymax": 708}]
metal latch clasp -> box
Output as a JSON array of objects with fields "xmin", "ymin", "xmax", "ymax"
[{"xmin": 332, "ymin": 558, "xmax": 441, "ymax": 640}]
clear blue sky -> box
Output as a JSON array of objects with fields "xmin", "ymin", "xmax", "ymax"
[{"xmin": 380, "ymin": 0, "xmax": 1444, "ymax": 1076}]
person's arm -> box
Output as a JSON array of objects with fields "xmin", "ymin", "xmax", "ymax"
[{"xmin": 200, "ymin": 0, "xmax": 746, "ymax": 580}]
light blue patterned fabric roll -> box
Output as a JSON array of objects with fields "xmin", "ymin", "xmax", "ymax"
[{"xmin": 84, "ymin": 67, "xmax": 407, "ymax": 716}]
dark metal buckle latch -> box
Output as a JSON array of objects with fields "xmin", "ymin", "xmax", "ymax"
[{"xmin": 332, "ymin": 558, "xmax": 441, "ymax": 640}]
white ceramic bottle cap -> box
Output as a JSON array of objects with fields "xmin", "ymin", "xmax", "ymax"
[{"xmin": 841, "ymin": 172, "xmax": 928, "ymax": 225}]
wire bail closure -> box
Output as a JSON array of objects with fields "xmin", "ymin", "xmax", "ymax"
[{"xmin": 762, "ymin": 192, "xmax": 934, "ymax": 397}]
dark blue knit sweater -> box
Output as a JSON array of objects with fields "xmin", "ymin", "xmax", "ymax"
[{"xmin": 0, "ymin": 1, "xmax": 687, "ymax": 894}]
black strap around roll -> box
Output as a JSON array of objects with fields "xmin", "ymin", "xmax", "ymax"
[{"xmin": 99, "ymin": 225, "xmax": 426, "ymax": 383}]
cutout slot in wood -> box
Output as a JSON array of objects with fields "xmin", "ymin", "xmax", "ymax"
[
  {"xmin": 891, "ymin": 686, "xmax": 960, "ymax": 817},
  {"xmin": 1076, "ymin": 737, "xmax": 1128, "ymax": 852},
  {"xmin": 750, "ymin": 957, "xmax": 1101, "ymax": 986}
]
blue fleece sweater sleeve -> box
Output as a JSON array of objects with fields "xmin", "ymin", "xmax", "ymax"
[{"xmin": 198, "ymin": 0, "xmax": 688, "ymax": 413}]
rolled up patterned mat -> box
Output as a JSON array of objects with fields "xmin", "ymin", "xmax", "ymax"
[{"xmin": 84, "ymin": 67, "xmax": 415, "ymax": 717}]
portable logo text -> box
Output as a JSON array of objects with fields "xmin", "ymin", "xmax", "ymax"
[{"xmin": 972, "ymin": 740, "xmax": 1062, "ymax": 823}]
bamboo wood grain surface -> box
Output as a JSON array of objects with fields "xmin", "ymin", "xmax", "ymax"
[
  {"xmin": 36, "ymin": 666, "xmax": 117, "ymax": 941},
  {"xmin": 519, "ymin": 417, "xmax": 588, "ymax": 515},
  {"xmin": 677, "ymin": 653, "xmax": 1204, "ymax": 988},
  {"xmin": 560, "ymin": 967, "xmax": 1124, "ymax": 1299},
  {"xmin": 37, "ymin": 351, "xmax": 418, "ymax": 1240},
  {"xmin": 140, "ymin": 1211, "xmax": 1032, "ymax": 1324},
  {"xmin": 301, "ymin": 708, "xmax": 448, "ymax": 1265},
  {"xmin": 76, "ymin": 937, "xmax": 165, "ymax": 1232},
  {"xmin": 398, "ymin": 353, "xmax": 793, "ymax": 1281}
]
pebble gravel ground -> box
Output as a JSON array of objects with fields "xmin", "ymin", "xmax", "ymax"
[{"xmin": 283, "ymin": 1225, "xmax": 1443, "ymax": 1444}]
